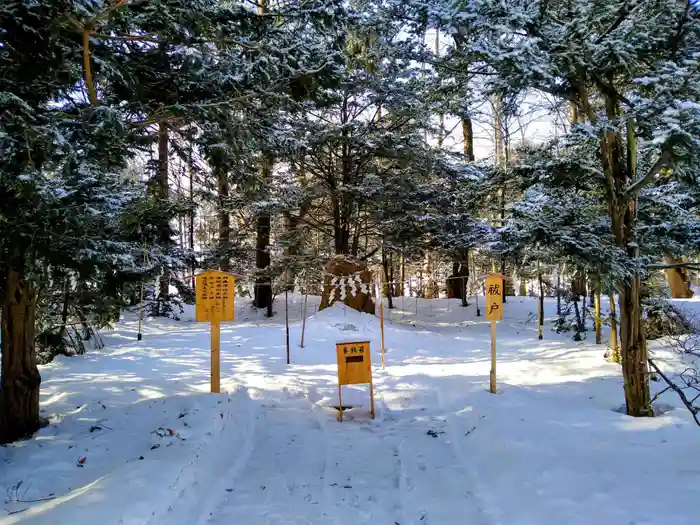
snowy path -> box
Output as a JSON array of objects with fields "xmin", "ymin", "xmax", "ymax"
[
  {"xmin": 165, "ymin": 385, "xmax": 491, "ymax": 525},
  {"xmin": 4, "ymin": 297, "xmax": 700, "ymax": 525}
]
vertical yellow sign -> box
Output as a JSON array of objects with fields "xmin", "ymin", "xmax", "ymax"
[
  {"xmin": 196, "ymin": 270, "xmax": 235, "ymax": 323},
  {"xmin": 485, "ymin": 274, "xmax": 504, "ymax": 321},
  {"xmin": 195, "ymin": 270, "xmax": 236, "ymax": 394},
  {"xmin": 335, "ymin": 341, "xmax": 375, "ymax": 422},
  {"xmin": 484, "ymin": 273, "xmax": 505, "ymax": 394}
]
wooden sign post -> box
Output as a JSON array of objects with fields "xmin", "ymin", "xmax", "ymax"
[
  {"xmin": 335, "ymin": 341, "xmax": 375, "ymax": 422},
  {"xmin": 195, "ymin": 270, "xmax": 236, "ymax": 393},
  {"xmin": 485, "ymin": 274, "xmax": 504, "ymax": 394}
]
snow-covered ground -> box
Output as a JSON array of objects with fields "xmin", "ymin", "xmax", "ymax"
[{"xmin": 1, "ymin": 295, "xmax": 699, "ymax": 524}]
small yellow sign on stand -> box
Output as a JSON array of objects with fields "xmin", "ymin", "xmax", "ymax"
[
  {"xmin": 195, "ymin": 270, "xmax": 236, "ymax": 394},
  {"xmin": 335, "ymin": 341, "xmax": 375, "ymax": 422},
  {"xmin": 483, "ymin": 274, "xmax": 505, "ymax": 394}
]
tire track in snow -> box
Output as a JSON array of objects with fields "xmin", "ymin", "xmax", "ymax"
[
  {"xmin": 146, "ymin": 387, "xmax": 258, "ymax": 525},
  {"xmin": 397, "ymin": 416, "xmax": 493, "ymax": 525},
  {"xmin": 305, "ymin": 390, "xmax": 343, "ymax": 525},
  {"xmin": 202, "ymin": 389, "xmax": 330, "ymax": 524},
  {"xmin": 285, "ymin": 377, "xmax": 410, "ymax": 525},
  {"xmin": 379, "ymin": 381, "xmax": 490, "ymax": 525},
  {"xmin": 375, "ymin": 394, "xmax": 410, "ymax": 525},
  {"xmin": 191, "ymin": 390, "xmax": 258, "ymax": 525},
  {"xmin": 435, "ymin": 388, "xmax": 500, "ymax": 525},
  {"xmin": 324, "ymin": 397, "xmax": 408, "ymax": 525}
]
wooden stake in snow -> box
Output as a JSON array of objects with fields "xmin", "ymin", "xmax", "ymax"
[
  {"xmin": 380, "ymin": 302, "xmax": 386, "ymax": 368},
  {"xmin": 137, "ymin": 281, "xmax": 144, "ymax": 341},
  {"xmin": 211, "ymin": 320, "xmax": 221, "ymax": 393},
  {"xmin": 595, "ymin": 279, "xmax": 602, "ymax": 345},
  {"xmin": 300, "ymin": 293, "xmax": 308, "ymax": 348},
  {"xmin": 137, "ymin": 244, "xmax": 149, "ymax": 341},
  {"xmin": 537, "ymin": 265, "xmax": 544, "ymax": 340},
  {"xmin": 285, "ymin": 289, "xmax": 290, "ymax": 364},
  {"xmin": 490, "ymin": 321, "xmax": 497, "ymax": 393}
]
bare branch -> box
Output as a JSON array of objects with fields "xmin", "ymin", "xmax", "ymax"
[
  {"xmin": 624, "ymin": 146, "xmax": 675, "ymax": 197},
  {"xmin": 594, "ymin": 1, "xmax": 638, "ymax": 45},
  {"xmin": 648, "ymin": 358, "xmax": 700, "ymax": 427}
]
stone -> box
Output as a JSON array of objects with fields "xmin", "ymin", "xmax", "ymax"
[{"xmin": 319, "ymin": 256, "xmax": 375, "ymax": 315}]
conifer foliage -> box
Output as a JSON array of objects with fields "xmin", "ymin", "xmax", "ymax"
[
  {"xmin": 0, "ymin": 0, "xmax": 346, "ymax": 443},
  {"xmin": 2, "ymin": 0, "xmax": 700, "ymax": 443}
]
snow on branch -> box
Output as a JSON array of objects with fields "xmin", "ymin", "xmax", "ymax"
[{"xmin": 625, "ymin": 146, "xmax": 676, "ymax": 197}]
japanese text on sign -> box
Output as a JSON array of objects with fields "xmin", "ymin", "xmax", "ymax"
[
  {"xmin": 336, "ymin": 341, "xmax": 372, "ymax": 385},
  {"xmin": 196, "ymin": 270, "xmax": 235, "ymax": 322},
  {"xmin": 485, "ymin": 274, "xmax": 503, "ymax": 321}
]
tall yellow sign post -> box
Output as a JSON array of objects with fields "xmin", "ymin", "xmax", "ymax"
[
  {"xmin": 335, "ymin": 341, "xmax": 375, "ymax": 422},
  {"xmin": 196, "ymin": 270, "xmax": 236, "ymax": 393},
  {"xmin": 485, "ymin": 274, "xmax": 504, "ymax": 394}
]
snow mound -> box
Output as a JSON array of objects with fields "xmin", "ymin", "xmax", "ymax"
[
  {"xmin": 287, "ymin": 304, "xmax": 385, "ymax": 367},
  {"xmin": 303, "ymin": 303, "xmax": 381, "ymax": 340}
]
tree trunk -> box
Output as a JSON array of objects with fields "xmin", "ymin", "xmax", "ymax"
[
  {"xmin": 422, "ymin": 252, "xmax": 438, "ymax": 299},
  {"xmin": 60, "ymin": 274, "xmax": 70, "ymax": 340},
  {"xmin": 0, "ymin": 266, "xmax": 41, "ymax": 444},
  {"xmin": 556, "ymin": 266, "xmax": 561, "ymax": 316},
  {"xmin": 462, "ymin": 118, "xmax": 475, "ymax": 162},
  {"xmin": 621, "ymin": 117, "xmax": 651, "ymax": 416},
  {"xmin": 382, "ymin": 248, "xmax": 394, "ymax": 309},
  {"xmin": 254, "ymin": 153, "xmax": 274, "ymax": 312},
  {"xmin": 571, "ymin": 269, "xmax": 586, "ymax": 298},
  {"xmin": 156, "ymin": 121, "xmax": 170, "ymax": 316},
  {"xmin": 572, "ymin": 297, "xmax": 583, "ymax": 341},
  {"xmin": 188, "ymin": 143, "xmax": 196, "ymax": 291},
  {"xmin": 597, "ymin": 90, "xmax": 651, "ymax": 416},
  {"xmin": 253, "ymin": 0, "xmax": 273, "ymax": 313},
  {"xmin": 447, "ymin": 249, "xmax": 469, "ymax": 307},
  {"xmin": 609, "ymin": 294, "xmax": 620, "ymax": 363},
  {"xmin": 519, "ymin": 268, "xmax": 527, "ymax": 296},
  {"xmin": 618, "ymin": 278, "xmax": 651, "ymax": 415},
  {"xmin": 281, "ymin": 210, "xmax": 306, "ymax": 291},
  {"xmin": 217, "ymin": 166, "xmax": 231, "ymax": 271},
  {"xmin": 493, "ymin": 96, "xmax": 504, "ymax": 167},
  {"xmin": 453, "ymin": 32, "xmax": 475, "ymax": 165}
]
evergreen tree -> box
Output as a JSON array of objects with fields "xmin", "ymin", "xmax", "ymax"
[
  {"xmin": 425, "ymin": 0, "xmax": 700, "ymax": 416},
  {"xmin": 0, "ymin": 1, "xmax": 158, "ymax": 442}
]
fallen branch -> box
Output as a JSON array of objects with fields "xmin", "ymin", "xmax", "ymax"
[{"xmin": 5, "ymin": 481, "xmax": 57, "ymax": 505}]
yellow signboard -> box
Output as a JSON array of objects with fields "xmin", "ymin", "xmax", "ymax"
[
  {"xmin": 335, "ymin": 341, "xmax": 375, "ymax": 421},
  {"xmin": 196, "ymin": 270, "xmax": 235, "ymax": 323},
  {"xmin": 485, "ymin": 274, "xmax": 503, "ymax": 321},
  {"xmin": 195, "ymin": 270, "xmax": 236, "ymax": 394},
  {"xmin": 336, "ymin": 341, "xmax": 372, "ymax": 385}
]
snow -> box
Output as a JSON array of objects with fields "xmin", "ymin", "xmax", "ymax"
[{"xmin": 1, "ymin": 296, "xmax": 699, "ymax": 524}]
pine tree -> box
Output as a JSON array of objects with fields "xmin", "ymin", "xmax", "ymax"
[
  {"xmin": 426, "ymin": 0, "xmax": 700, "ymax": 416},
  {"xmin": 0, "ymin": 1, "xmax": 164, "ymax": 442}
]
